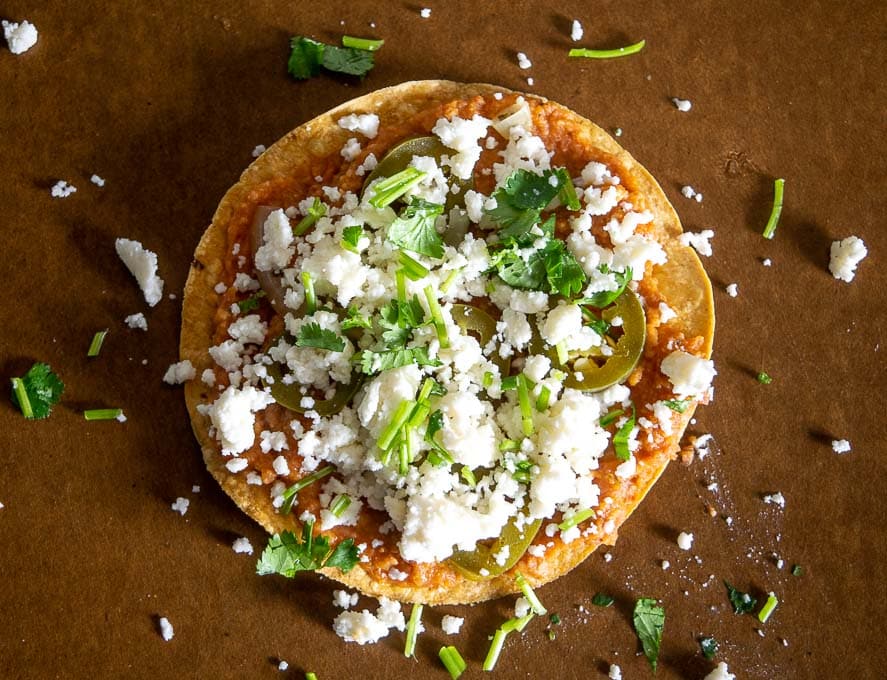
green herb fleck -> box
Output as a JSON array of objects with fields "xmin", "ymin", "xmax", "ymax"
[
  {"xmin": 613, "ymin": 404, "xmax": 636, "ymax": 461},
  {"xmin": 724, "ymin": 581, "xmax": 758, "ymax": 615},
  {"xmin": 591, "ymin": 593, "xmax": 614, "ymax": 607},
  {"xmin": 388, "ymin": 197, "xmax": 445, "ymax": 258},
  {"xmin": 663, "ymin": 398, "xmax": 690, "ymax": 413},
  {"xmin": 10, "ymin": 362, "xmax": 64, "ymax": 420},
  {"xmin": 83, "ymin": 408, "xmax": 123, "ymax": 421},
  {"xmin": 341, "ymin": 306, "xmax": 372, "ymax": 330},
  {"xmin": 288, "ymin": 36, "xmax": 376, "ymax": 80},
  {"xmin": 237, "ymin": 290, "xmax": 266, "ymax": 313},
  {"xmin": 762, "ymin": 178, "xmax": 785, "ymax": 240},
  {"xmin": 791, "ymin": 564, "xmax": 803, "ymax": 577},
  {"xmin": 568, "ymin": 40, "xmax": 646, "ymax": 59},
  {"xmin": 757, "ymin": 371, "xmax": 773, "ymax": 384},
  {"xmin": 340, "ymin": 225, "xmax": 364, "ymax": 253},
  {"xmin": 700, "ymin": 636, "xmax": 718, "ymax": 660},
  {"xmin": 341, "ymin": 35, "xmax": 384, "ymax": 51},
  {"xmin": 633, "ymin": 597, "xmax": 665, "ymax": 672},
  {"xmin": 295, "ymin": 322, "xmax": 346, "ymax": 352},
  {"xmin": 439, "ymin": 645, "xmax": 466, "ymax": 679},
  {"xmin": 356, "ymin": 346, "xmax": 441, "ymax": 375},
  {"xmin": 757, "ymin": 593, "xmax": 779, "ymax": 624},
  {"xmin": 87, "ymin": 330, "xmax": 108, "ymax": 357}
]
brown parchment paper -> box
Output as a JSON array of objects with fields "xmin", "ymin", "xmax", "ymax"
[{"xmin": 0, "ymin": 1, "xmax": 884, "ymax": 678}]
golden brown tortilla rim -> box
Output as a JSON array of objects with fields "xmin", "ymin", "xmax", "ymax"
[{"xmin": 181, "ymin": 80, "xmax": 715, "ymax": 605}]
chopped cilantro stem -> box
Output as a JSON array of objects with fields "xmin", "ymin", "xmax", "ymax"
[
  {"xmin": 569, "ymin": 40, "xmax": 646, "ymax": 59},
  {"xmin": 378, "ymin": 400, "xmax": 414, "ymax": 452},
  {"xmin": 342, "ymin": 35, "xmax": 384, "ymax": 51},
  {"xmin": 440, "ymin": 268, "xmax": 461, "ymax": 293},
  {"xmin": 762, "ymin": 178, "xmax": 785, "ymax": 239},
  {"xmin": 10, "ymin": 377, "xmax": 33, "ymax": 418},
  {"xmin": 439, "ymin": 646, "xmax": 466, "ymax": 679},
  {"xmin": 501, "ymin": 375, "xmax": 518, "ymax": 391},
  {"xmin": 482, "ymin": 371, "xmax": 494, "ymax": 389},
  {"xmin": 555, "ymin": 341, "xmax": 569, "ymax": 366},
  {"xmin": 417, "ymin": 377, "xmax": 436, "ymax": 403},
  {"xmin": 482, "ymin": 628, "xmax": 508, "ymax": 671},
  {"xmin": 87, "ymin": 330, "xmax": 108, "ymax": 357},
  {"xmin": 501, "ymin": 613, "xmax": 534, "ymax": 633},
  {"xmin": 294, "ymin": 198, "xmax": 327, "ymax": 236},
  {"xmin": 535, "ymin": 385, "xmax": 551, "ymax": 412},
  {"xmin": 517, "ymin": 375, "xmax": 534, "ymax": 436},
  {"xmin": 399, "ymin": 426, "xmax": 413, "ymax": 474},
  {"xmin": 499, "ymin": 439, "xmax": 520, "ymax": 452},
  {"xmin": 460, "ymin": 467, "xmax": 476, "ymax": 486},
  {"xmin": 558, "ymin": 508, "xmax": 595, "ymax": 531},
  {"xmin": 330, "ymin": 494, "xmax": 352, "ymax": 518},
  {"xmin": 423, "ymin": 285, "xmax": 450, "ymax": 349},
  {"xmin": 369, "ymin": 167, "xmax": 426, "ymax": 208},
  {"xmin": 599, "ymin": 408, "xmax": 624, "ymax": 427},
  {"xmin": 281, "ymin": 465, "xmax": 334, "ymax": 514},
  {"xmin": 515, "ymin": 571, "xmax": 547, "ymax": 615},
  {"xmin": 557, "ymin": 175, "xmax": 581, "ymax": 211},
  {"xmin": 404, "ymin": 603, "xmax": 423, "ymax": 657},
  {"xmin": 305, "ymin": 673, "xmax": 318, "ymax": 680},
  {"xmin": 399, "ymin": 251, "xmax": 429, "ymax": 280},
  {"xmin": 757, "ymin": 593, "xmax": 778, "ymax": 623},
  {"xmin": 613, "ymin": 404, "xmax": 636, "ymax": 461},
  {"xmin": 395, "ymin": 269, "xmax": 407, "ymax": 303},
  {"xmin": 408, "ymin": 402, "xmax": 430, "ymax": 429},
  {"xmin": 301, "ymin": 271, "xmax": 316, "ymax": 314},
  {"xmin": 83, "ymin": 408, "xmax": 123, "ymax": 421}
]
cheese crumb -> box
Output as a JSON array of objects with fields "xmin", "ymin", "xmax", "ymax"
[
  {"xmin": 163, "ymin": 360, "xmax": 196, "ymax": 385},
  {"xmin": 170, "ymin": 497, "xmax": 190, "ymax": 515},
  {"xmin": 251, "ymin": 144, "xmax": 266, "ymax": 158},
  {"xmin": 517, "ymin": 52, "xmax": 532, "ymax": 69},
  {"xmin": 831, "ymin": 439, "xmax": 851, "ymax": 455},
  {"xmin": 570, "ymin": 20, "xmax": 584, "ymax": 42},
  {"xmin": 50, "ymin": 180, "xmax": 77, "ymax": 198},
  {"xmin": 337, "ymin": 113, "xmax": 380, "ymax": 139},
  {"xmin": 679, "ymin": 229, "xmax": 715, "ymax": 257},
  {"xmin": 762, "ymin": 492, "xmax": 786, "ymax": 508},
  {"xmin": 125, "ymin": 312, "xmax": 148, "ymax": 331},
  {"xmin": 158, "ymin": 616, "xmax": 174, "ymax": 642},
  {"xmin": 2, "ymin": 19, "xmax": 38, "ymax": 54},
  {"xmin": 762, "ymin": 258, "xmax": 772, "ymax": 267},
  {"xmin": 277, "ymin": 661, "xmax": 289, "ymax": 671},
  {"xmin": 608, "ymin": 664, "xmax": 622, "ymax": 680},
  {"xmin": 232, "ymin": 537, "xmax": 254, "ymax": 554},
  {"xmin": 332, "ymin": 597, "xmax": 405, "ymax": 644},
  {"xmin": 115, "ymin": 238, "xmax": 165, "ymax": 306},
  {"xmin": 725, "ymin": 283, "xmax": 739, "ymax": 298},
  {"xmin": 661, "ymin": 559, "xmax": 670, "ymax": 570},
  {"xmin": 703, "ymin": 662, "xmax": 736, "ymax": 680},
  {"xmin": 441, "ymin": 615, "xmax": 464, "ymax": 635},
  {"xmin": 207, "ymin": 385, "xmax": 275, "ymax": 455},
  {"xmin": 90, "ymin": 174, "xmax": 106, "ymax": 187},
  {"xmin": 672, "ymin": 97, "xmax": 692, "ymax": 112},
  {"xmin": 676, "ymin": 531, "xmax": 694, "ymax": 550},
  {"xmin": 514, "ymin": 596, "xmax": 531, "ymax": 618},
  {"xmin": 661, "ymin": 351, "xmax": 717, "ymax": 397},
  {"xmin": 828, "ymin": 236, "xmax": 868, "ymax": 282},
  {"xmin": 272, "ymin": 455, "xmax": 290, "ymax": 476},
  {"xmin": 333, "ymin": 590, "xmax": 359, "ymax": 609},
  {"xmin": 420, "ymin": 8, "xmax": 431, "ymax": 18}
]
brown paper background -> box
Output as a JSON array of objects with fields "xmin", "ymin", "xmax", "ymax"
[{"xmin": 0, "ymin": 2, "xmax": 884, "ymax": 678}]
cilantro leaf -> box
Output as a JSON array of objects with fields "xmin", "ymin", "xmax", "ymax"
[
  {"xmin": 424, "ymin": 409, "xmax": 453, "ymax": 465},
  {"xmin": 591, "ymin": 593, "xmax": 615, "ymax": 607},
  {"xmin": 295, "ymin": 322, "xmax": 346, "ymax": 352},
  {"xmin": 613, "ymin": 403, "xmax": 636, "ymax": 461},
  {"xmin": 341, "ymin": 306, "xmax": 372, "ymax": 330},
  {"xmin": 341, "ymin": 225, "xmax": 364, "ymax": 253},
  {"xmin": 724, "ymin": 581, "xmax": 758, "ymax": 614},
  {"xmin": 387, "ymin": 197, "xmax": 445, "ymax": 259},
  {"xmin": 324, "ymin": 538, "xmax": 360, "ymax": 571},
  {"xmin": 700, "ymin": 636, "xmax": 718, "ymax": 660},
  {"xmin": 633, "ymin": 598, "xmax": 665, "ymax": 672},
  {"xmin": 357, "ymin": 347, "xmax": 441, "ymax": 375},
  {"xmin": 321, "ymin": 44, "xmax": 375, "ymax": 77},
  {"xmin": 10, "ymin": 362, "xmax": 64, "ymax": 419},
  {"xmin": 582, "ymin": 267, "xmax": 633, "ymax": 308},
  {"xmin": 485, "ymin": 169, "xmax": 567, "ymax": 240},
  {"xmin": 663, "ymin": 398, "xmax": 690, "ymax": 413},
  {"xmin": 379, "ymin": 297, "xmax": 425, "ymax": 348},
  {"xmin": 540, "ymin": 238, "xmax": 586, "ymax": 297},
  {"xmin": 257, "ymin": 520, "xmax": 359, "ymax": 578},
  {"xmin": 288, "ymin": 36, "xmax": 375, "ymax": 80},
  {"xmin": 288, "ymin": 37, "xmax": 326, "ymax": 80},
  {"xmin": 485, "ymin": 200, "xmax": 541, "ymax": 241}
]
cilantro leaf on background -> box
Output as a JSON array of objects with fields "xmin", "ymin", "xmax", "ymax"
[
  {"xmin": 633, "ymin": 598, "xmax": 665, "ymax": 672},
  {"xmin": 700, "ymin": 636, "xmax": 718, "ymax": 660},
  {"xmin": 387, "ymin": 197, "xmax": 445, "ymax": 258},
  {"xmin": 256, "ymin": 521, "xmax": 358, "ymax": 577},
  {"xmin": 724, "ymin": 581, "xmax": 758, "ymax": 614},
  {"xmin": 379, "ymin": 297, "xmax": 426, "ymax": 348},
  {"xmin": 341, "ymin": 306, "xmax": 372, "ymax": 330},
  {"xmin": 237, "ymin": 290, "xmax": 266, "ymax": 313},
  {"xmin": 340, "ymin": 225, "xmax": 365, "ymax": 253},
  {"xmin": 295, "ymin": 322, "xmax": 346, "ymax": 352},
  {"xmin": 485, "ymin": 168, "xmax": 567, "ymax": 240},
  {"xmin": 10, "ymin": 362, "xmax": 64, "ymax": 419},
  {"xmin": 357, "ymin": 347, "xmax": 441, "ymax": 375},
  {"xmin": 582, "ymin": 267, "xmax": 633, "ymax": 308},
  {"xmin": 540, "ymin": 238, "xmax": 586, "ymax": 297},
  {"xmin": 591, "ymin": 593, "xmax": 615, "ymax": 607},
  {"xmin": 288, "ymin": 36, "xmax": 376, "ymax": 81},
  {"xmin": 663, "ymin": 398, "xmax": 690, "ymax": 413}
]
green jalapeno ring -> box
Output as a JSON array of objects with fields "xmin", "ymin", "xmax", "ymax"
[{"xmin": 448, "ymin": 517, "xmax": 543, "ymax": 580}]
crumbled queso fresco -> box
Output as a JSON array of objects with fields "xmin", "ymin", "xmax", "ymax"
[{"xmin": 193, "ymin": 95, "xmax": 717, "ymax": 585}]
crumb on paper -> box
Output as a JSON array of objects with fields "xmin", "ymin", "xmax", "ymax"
[
  {"xmin": 517, "ymin": 52, "xmax": 532, "ymax": 69},
  {"xmin": 2, "ymin": 19, "xmax": 38, "ymax": 54},
  {"xmin": 232, "ymin": 537, "xmax": 254, "ymax": 555},
  {"xmin": 831, "ymin": 439, "xmax": 851, "ymax": 454},
  {"xmin": 251, "ymin": 144, "xmax": 266, "ymax": 158},
  {"xmin": 570, "ymin": 20, "xmax": 584, "ymax": 42},
  {"xmin": 829, "ymin": 236, "xmax": 867, "ymax": 282},
  {"xmin": 672, "ymin": 97, "xmax": 692, "ymax": 112},
  {"xmin": 50, "ymin": 180, "xmax": 77, "ymax": 198},
  {"xmin": 726, "ymin": 283, "xmax": 739, "ymax": 297},
  {"xmin": 158, "ymin": 616, "xmax": 174, "ymax": 641},
  {"xmin": 170, "ymin": 497, "xmax": 190, "ymax": 515},
  {"xmin": 677, "ymin": 531, "xmax": 694, "ymax": 550}
]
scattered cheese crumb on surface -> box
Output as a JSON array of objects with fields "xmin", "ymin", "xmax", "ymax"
[
  {"xmin": 232, "ymin": 537, "xmax": 254, "ymax": 555},
  {"xmin": 419, "ymin": 8, "xmax": 431, "ymax": 18},
  {"xmin": 608, "ymin": 664, "xmax": 622, "ymax": 680},
  {"xmin": 158, "ymin": 616, "xmax": 174, "ymax": 642},
  {"xmin": 829, "ymin": 235, "xmax": 868, "ymax": 282},
  {"xmin": 332, "ymin": 596, "xmax": 405, "ymax": 644},
  {"xmin": 125, "ymin": 313, "xmax": 148, "ymax": 333},
  {"xmin": 2, "ymin": 19, "xmax": 38, "ymax": 54},
  {"xmin": 762, "ymin": 492, "xmax": 786, "ymax": 508},
  {"xmin": 191, "ymin": 485, "xmax": 200, "ymax": 493},
  {"xmin": 50, "ymin": 180, "xmax": 77, "ymax": 198},
  {"xmin": 170, "ymin": 497, "xmax": 190, "ymax": 515},
  {"xmin": 517, "ymin": 52, "xmax": 532, "ymax": 69},
  {"xmin": 762, "ymin": 258, "xmax": 772, "ymax": 266},
  {"xmin": 672, "ymin": 97, "xmax": 692, "ymax": 112},
  {"xmin": 337, "ymin": 113, "xmax": 380, "ymax": 139},
  {"xmin": 679, "ymin": 229, "xmax": 714, "ymax": 257},
  {"xmin": 251, "ymin": 144, "xmax": 266, "ymax": 158},
  {"xmin": 726, "ymin": 283, "xmax": 739, "ymax": 297},
  {"xmin": 831, "ymin": 439, "xmax": 851, "ymax": 454},
  {"xmin": 677, "ymin": 531, "xmax": 694, "ymax": 550},
  {"xmin": 570, "ymin": 19, "xmax": 583, "ymax": 41},
  {"xmin": 514, "ymin": 596, "xmax": 531, "ymax": 618},
  {"xmin": 277, "ymin": 661, "xmax": 288, "ymax": 671},
  {"xmin": 694, "ymin": 433, "xmax": 714, "ymax": 460},
  {"xmin": 441, "ymin": 615, "xmax": 464, "ymax": 635},
  {"xmin": 703, "ymin": 662, "xmax": 736, "ymax": 680},
  {"xmin": 661, "ymin": 559, "xmax": 670, "ymax": 570},
  {"xmin": 90, "ymin": 174, "xmax": 106, "ymax": 187},
  {"xmin": 115, "ymin": 238, "xmax": 164, "ymax": 306},
  {"xmin": 115, "ymin": 411, "xmax": 127, "ymax": 423},
  {"xmin": 163, "ymin": 359, "xmax": 196, "ymax": 385}
]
